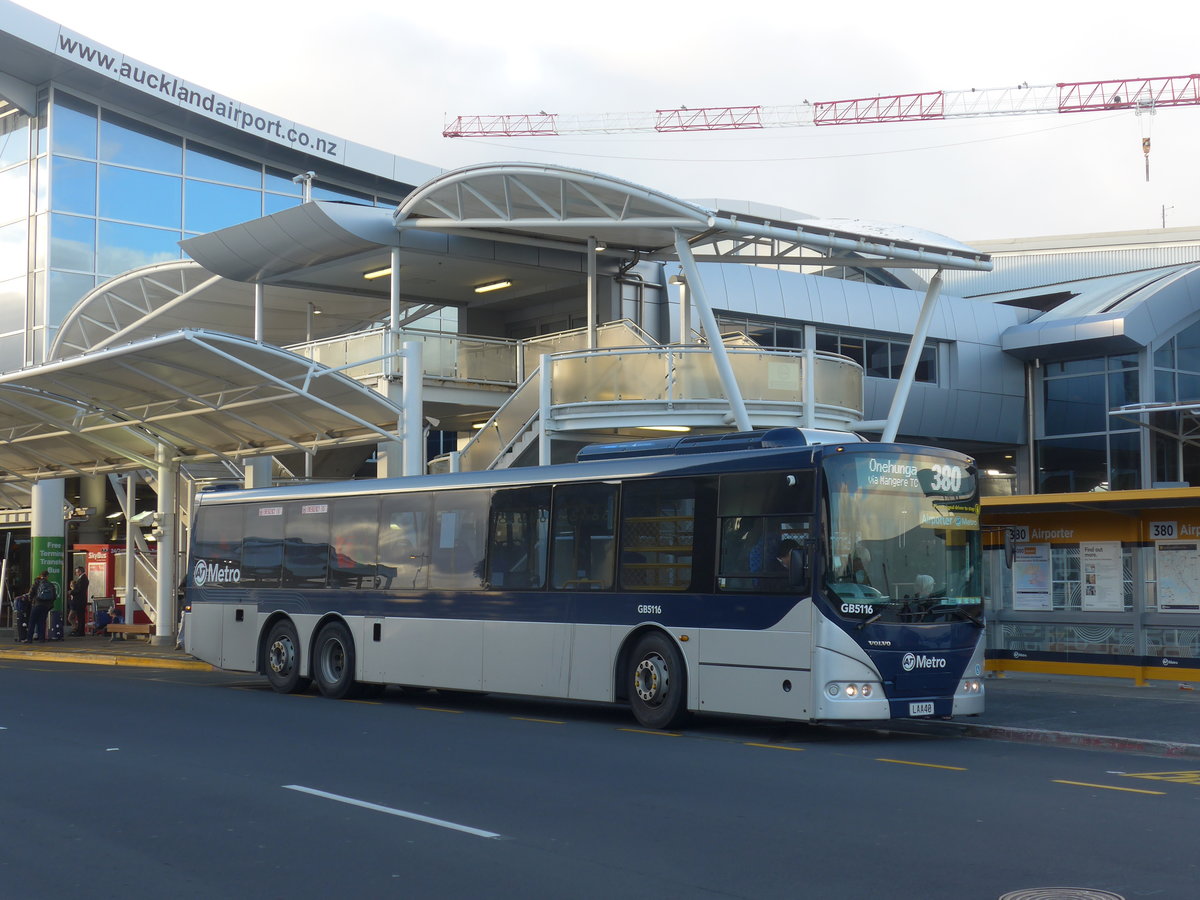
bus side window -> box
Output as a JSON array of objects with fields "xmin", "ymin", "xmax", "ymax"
[
  {"xmin": 430, "ymin": 490, "xmax": 489, "ymax": 591},
  {"xmin": 243, "ymin": 503, "xmax": 284, "ymax": 587},
  {"xmin": 191, "ymin": 504, "xmax": 242, "ymax": 587},
  {"xmin": 551, "ymin": 483, "xmax": 616, "ymax": 590},
  {"xmin": 283, "ymin": 500, "xmax": 330, "ymax": 588},
  {"xmin": 619, "ymin": 478, "xmax": 698, "ymax": 591},
  {"xmin": 488, "ymin": 486, "xmax": 550, "ymax": 589},
  {"xmin": 330, "ymin": 496, "xmax": 380, "ymax": 589},
  {"xmin": 379, "ymin": 493, "xmax": 431, "ymax": 590}
]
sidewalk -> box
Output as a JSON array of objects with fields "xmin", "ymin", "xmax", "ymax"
[
  {"xmin": 4, "ymin": 632, "xmax": 1200, "ymax": 757},
  {"xmin": 882, "ymin": 671, "xmax": 1200, "ymax": 759},
  {"xmin": 0, "ymin": 629, "xmax": 212, "ymax": 671}
]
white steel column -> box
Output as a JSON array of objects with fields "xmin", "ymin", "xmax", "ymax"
[
  {"xmin": 803, "ymin": 324, "xmax": 817, "ymax": 429},
  {"xmin": 402, "ymin": 340, "xmax": 424, "ymax": 476},
  {"xmin": 389, "ymin": 246, "xmax": 401, "ymax": 335},
  {"xmin": 538, "ymin": 353, "xmax": 552, "ymax": 465},
  {"xmin": 586, "ymin": 237, "xmax": 598, "ymax": 350},
  {"xmin": 882, "ymin": 269, "xmax": 944, "ymax": 444},
  {"xmin": 124, "ymin": 473, "xmax": 138, "ymax": 623},
  {"xmin": 253, "ymin": 282, "xmax": 264, "ymax": 342},
  {"xmin": 671, "ymin": 275, "xmax": 691, "ymax": 343},
  {"xmin": 672, "ymin": 231, "xmax": 751, "ymax": 432},
  {"xmin": 154, "ymin": 444, "xmax": 177, "ymax": 645}
]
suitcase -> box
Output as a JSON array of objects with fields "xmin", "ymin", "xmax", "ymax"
[
  {"xmin": 48, "ymin": 609, "xmax": 64, "ymax": 641},
  {"xmin": 15, "ymin": 609, "xmax": 28, "ymax": 642}
]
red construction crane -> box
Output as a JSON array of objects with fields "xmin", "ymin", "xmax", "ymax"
[{"xmin": 444, "ymin": 74, "xmax": 1200, "ymax": 138}]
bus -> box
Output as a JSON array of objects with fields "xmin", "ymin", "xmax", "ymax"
[{"xmin": 184, "ymin": 427, "xmax": 985, "ymax": 728}]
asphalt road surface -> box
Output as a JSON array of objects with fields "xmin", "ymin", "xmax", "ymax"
[{"xmin": 2, "ymin": 660, "xmax": 1195, "ymax": 899}]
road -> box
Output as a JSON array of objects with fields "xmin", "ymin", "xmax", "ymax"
[{"xmin": 2, "ymin": 659, "xmax": 1194, "ymax": 899}]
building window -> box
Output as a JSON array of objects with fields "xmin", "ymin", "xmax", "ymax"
[
  {"xmin": 816, "ymin": 331, "xmax": 937, "ymax": 384},
  {"xmin": 1036, "ymin": 354, "xmax": 1140, "ymax": 492}
]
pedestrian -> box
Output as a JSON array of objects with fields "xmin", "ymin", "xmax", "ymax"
[
  {"xmin": 24, "ymin": 570, "xmax": 56, "ymax": 643},
  {"xmin": 68, "ymin": 565, "xmax": 89, "ymax": 637}
]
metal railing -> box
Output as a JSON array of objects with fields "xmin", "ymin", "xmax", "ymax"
[{"xmin": 287, "ymin": 327, "xmax": 521, "ymax": 386}]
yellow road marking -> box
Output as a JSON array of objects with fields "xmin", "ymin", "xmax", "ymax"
[
  {"xmin": 1053, "ymin": 780, "xmax": 1165, "ymax": 795},
  {"xmin": 1123, "ymin": 770, "xmax": 1200, "ymax": 785},
  {"xmin": 877, "ymin": 758, "xmax": 967, "ymax": 771},
  {"xmin": 511, "ymin": 717, "xmax": 565, "ymax": 724},
  {"xmin": 416, "ymin": 706, "xmax": 464, "ymax": 714},
  {"xmin": 746, "ymin": 742, "xmax": 805, "ymax": 752},
  {"xmin": 618, "ymin": 728, "xmax": 680, "ymax": 737}
]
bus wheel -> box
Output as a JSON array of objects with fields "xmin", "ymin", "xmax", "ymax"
[
  {"xmin": 265, "ymin": 620, "xmax": 311, "ymax": 694},
  {"xmin": 628, "ymin": 632, "xmax": 688, "ymax": 730},
  {"xmin": 313, "ymin": 621, "xmax": 358, "ymax": 700}
]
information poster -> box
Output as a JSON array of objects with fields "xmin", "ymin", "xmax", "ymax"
[
  {"xmin": 1012, "ymin": 543, "xmax": 1052, "ymax": 610},
  {"xmin": 1081, "ymin": 542, "xmax": 1124, "ymax": 611},
  {"xmin": 1156, "ymin": 540, "xmax": 1200, "ymax": 611}
]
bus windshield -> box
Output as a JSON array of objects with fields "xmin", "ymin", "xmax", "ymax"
[{"xmin": 822, "ymin": 451, "xmax": 981, "ymax": 623}]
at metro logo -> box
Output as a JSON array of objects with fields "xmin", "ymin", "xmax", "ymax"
[
  {"xmin": 193, "ymin": 559, "xmax": 241, "ymax": 587},
  {"xmin": 901, "ymin": 652, "xmax": 947, "ymax": 671}
]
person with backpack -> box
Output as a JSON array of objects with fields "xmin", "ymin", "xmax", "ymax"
[{"xmin": 22, "ymin": 571, "xmax": 56, "ymax": 643}]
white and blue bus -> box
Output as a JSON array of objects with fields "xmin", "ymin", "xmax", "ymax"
[{"xmin": 184, "ymin": 428, "xmax": 984, "ymax": 728}]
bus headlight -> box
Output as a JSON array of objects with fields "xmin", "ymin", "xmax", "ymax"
[
  {"xmin": 825, "ymin": 682, "xmax": 880, "ymax": 700},
  {"xmin": 959, "ymin": 678, "xmax": 982, "ymax": 695}
]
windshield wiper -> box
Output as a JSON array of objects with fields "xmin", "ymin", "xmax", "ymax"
[{"xmin": 857, "ymin": 612, "xmax": 883, "ymax": 630}]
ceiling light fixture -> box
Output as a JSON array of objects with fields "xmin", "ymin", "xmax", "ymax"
[
  {"xmin": 474, "ymin": 280, "xmax": 512, "ymax": 294},
  {"xmin": 363, "ymin": 266, "xmax": 393, "ymax": 280},
  {"xmin": 638, "ymin": 425, "xmax": 691, "ymax": 433}
]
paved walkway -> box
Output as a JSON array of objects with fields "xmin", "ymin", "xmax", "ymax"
[{"xmin": 4, "ymin": 631, "xmax": 1200, "ymax": 758}]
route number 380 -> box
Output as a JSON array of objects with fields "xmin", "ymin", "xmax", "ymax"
[{"xmin": 928, "ymin": 464, "xmax": 964, "ymax": 494}]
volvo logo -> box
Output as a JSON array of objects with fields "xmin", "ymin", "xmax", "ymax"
[
  {"xmin": 902, "ymin": 652, "xmax": 946, "ymax": 671},
  {"xmin": 193, "ymin": 559, "xmax": 241, "ymax": 587}
]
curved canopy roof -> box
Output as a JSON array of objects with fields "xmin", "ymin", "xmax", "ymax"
[
  {"xmin": 393, "ymin": 163, "xmax": 992, "ymax": 271},
  {"xmin": 50, "ymin": 260, "xmax": 397, "ymax": 359},
  {"xmin": 0, "ymin": 331, "xmax": 404, "ymax": 483}
]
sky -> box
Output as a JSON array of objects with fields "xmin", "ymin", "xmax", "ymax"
[{"xmin": 21, "ymin": 0, "xmax": 1200, "ymax": 242}]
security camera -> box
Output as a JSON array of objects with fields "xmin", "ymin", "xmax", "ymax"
[{"xmin": 291, "ymin": 171, "xmax": 316, "ymax": 184}]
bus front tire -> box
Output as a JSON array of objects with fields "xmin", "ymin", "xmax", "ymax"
[
  {"xmin": 264, "ymin": 620, "xmax": 310, "ymax": 694},
  {"xmin": 628, "ymin": 632, "xmax": 689, "ymax": 730},
  {"xmin": 313, "ymin": 620, "xmax": 359, "ymax": 700}
]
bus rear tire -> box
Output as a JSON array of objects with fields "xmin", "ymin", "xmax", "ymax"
[
  {"xmin": 313, "ymin": 620, "xmax": 359, "ymax": 700},
  {"xmin": 265, "ymin": 620, "xmax": 310, "ymax": 694},
  {"xmin": 628, "ymin": 632, "xmax": 689, "ymax": 730}
]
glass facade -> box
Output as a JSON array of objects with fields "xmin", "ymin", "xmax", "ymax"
[
  {"xmin": 1036, "ymin": 354, "xmax": 1140, "ymax": 492},
  {"xmin": 714, "ymin": 314, "xmax": 939, "ymax": 385},
  {"xmin": 0, "ymin": 88, "xmax": 409, "ymax": 370},
  {"xmin": 1152, "ymin": 319, "xmax": 1200, "ymax": 485}
]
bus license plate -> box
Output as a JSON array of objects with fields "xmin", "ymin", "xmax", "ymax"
[{"xmin": 909, "ymin": 701, "xmax": 935, "ymax": 717}]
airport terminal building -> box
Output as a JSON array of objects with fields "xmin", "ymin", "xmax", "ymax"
[{"xmin": 3, "ymin": 0, "xmax": 1200, "ymax": 678}]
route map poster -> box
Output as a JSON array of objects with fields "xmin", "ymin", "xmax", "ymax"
[
  {"xmin": 1013, "ymin": 543, "xmax": 1052, "ymax": 611},
  {"xmin": 1081, "ymin": 541, "xmax": 1124, "ymax": 611},
  {"xmin": 1156, "ymin": 540, "xmax": 1200, "ymax": 611}
]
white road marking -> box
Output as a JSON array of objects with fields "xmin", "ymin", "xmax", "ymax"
[{"xmin": 283, "ymin": 784, "xmax": 502, "ymax": 839}]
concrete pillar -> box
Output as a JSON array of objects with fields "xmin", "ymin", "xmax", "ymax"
[
  {"xmin": 76, "ymin": 475, "xmax": 107, "ymax": 545},
  {"xmin": 244, "ymin": 457, "xmax": 272, "ymax": 488},
  {"xmin": 153, "ymin": 445, "xmax": 177, "ymax": 646},
  {"xmin": 31, "ymin": 480, "xmax": 65, "ymax": 614}
]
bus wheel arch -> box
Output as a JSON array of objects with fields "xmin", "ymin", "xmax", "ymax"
[
  {"xmin": 617, "ymin": 627, "xmax": 690, "ymax": 730},
  {"xmin": 261, "ymin": 616, "xmax": 311, "ymax": 694},
  {"xmin": 312, "ymin": 617, "xmax": 360, "ymax": 700}
]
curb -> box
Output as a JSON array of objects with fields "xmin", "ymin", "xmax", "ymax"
[{"xmin": 0, "ymin": 648, "xmax": 214, "ymax": 672}]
